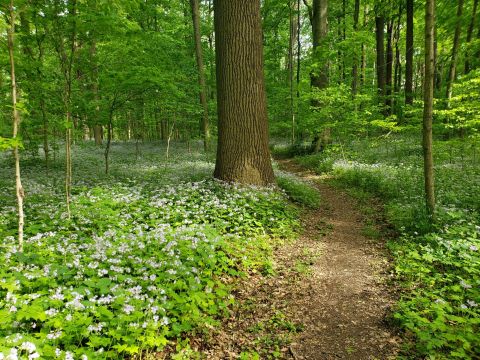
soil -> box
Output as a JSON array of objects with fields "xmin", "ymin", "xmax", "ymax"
[{"xmin": 197, "ymin": 159, "xmax": 401, "ymax": 359}]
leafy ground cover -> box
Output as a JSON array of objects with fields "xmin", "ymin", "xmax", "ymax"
[
  {"xmin": 291, "ymin": 134, "xmax": 480, "ymax": 359},
  {"xmin": 0, "ymin": 142, "xmax": 302, "ymax": 359}
]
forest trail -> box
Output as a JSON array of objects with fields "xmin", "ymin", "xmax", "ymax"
[
  {"xmin": 277, "ymin": 159, "xmax": 400, "ymax": 359},
  {"xmin": 201, "ymin": 159, "xmax": 401, "ymax": 359}
]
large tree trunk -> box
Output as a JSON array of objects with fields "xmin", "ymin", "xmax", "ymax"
[
  {"xmin": 8, "ymin": 0, "xmax": 25, "ymax": 252},
  {"xmin": 445, "ymin": 0, "xmax": 464, "ymax": 104},
  {"xmin": 405, "ymin": 0, "xmax": 414, "ymax": 105},
  {"xmin": 190, "ymin": 0, "xmax": 210, "ymax": 152},
  {"xmin": 93, "ymin": 125, "xmax": 103, "ymax": 145},
  {"xmin": 310, "ymin": 0, "xmax": 329, "ymax": 89},
  {"xmin": 352, "ymin": 0, "xmax": 360, "ymax": 95},
  {"xmin": 464, "ymin": 0, "xmax": 479, "ymax": 74},
  {"xmin": 375, "ymin": 14, "xmax": 386, "ymax": 102},
  {"xmin": 423, "ymin": 0, "xmax": 436, "ymax": 218},
  {"xmin": 213, "ymin": 0, "xmax": 274, "ymax": 185}
]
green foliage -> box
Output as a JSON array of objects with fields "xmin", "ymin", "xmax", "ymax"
[
  {"xmin": 391, "ymin": 221, "xmax": 480, "ymax": 359},
  {"xmin": 0, "ymin": 143, "xmax": 299, "ymax": 359},
  {"xmin": 276, "ymin": 171, "xmax": 321, "ymax": 209},
  {"xmin": 435, "ymin": 70, "xmax": 480, "ymax": 136},
  {"xmin": 0, "ymin": 137, "xmax": 23, "ymax": 151}
]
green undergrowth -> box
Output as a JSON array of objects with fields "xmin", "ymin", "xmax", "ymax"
[
  {"xmin": 275, "ymin": 170, "xmax": 321, "ymax": 209},
  {"xmin": 294, "ymin": 134, "xmax": 480, "ymax": 359},
  {"xmin": 0, "ymin": 142, "xmax": 299, "ymax": 359}
]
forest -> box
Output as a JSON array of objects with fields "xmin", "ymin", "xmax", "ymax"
[{"xmin": 0, "ymin": 0, "xmax": 479, "ymax": 359}]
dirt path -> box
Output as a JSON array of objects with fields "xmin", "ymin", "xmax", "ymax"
[
  {"xmin": 200, "ymin": 159, "xmax": 400, "ymax": 359},
  {"xmin": 279, "ymin": 159, "xmax": 400, "ymax": 360}
]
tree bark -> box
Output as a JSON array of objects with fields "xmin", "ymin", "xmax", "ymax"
[
  {"xmin": 375, "ymin": 14, "xmax": 386, "ymax": 101},
  {"xmin": 445, "ymin": 0, "xmax": 464, "ymax": 103},
  {"xmin": 8, "ymin": 0, "xmax": 25, "ymax": 252},
  {"xmin": 213, "ymin": 0, "xmax": 274, "ymax": 185},
  {"xmin": 311, "ymin": 0, "xmax": 329, "ymax": 89},
  {"xmin": 190, "ymin": 0, "xmax": 210, "ymax": 152},
  {"xmin": 405, "ymin": 0, "xmax": 414, "ymax": 105},
  {"xmin": 423, "ymin": 0, "xmax": 436, "ymax": 218},
  {"xmin": 464, "ymin": 0, "xmax": 478, "ymax": 74}
]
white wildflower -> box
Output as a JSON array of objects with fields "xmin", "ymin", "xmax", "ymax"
[{"xmin": 20, "ymin": 342, "xmax": 36, "ymax": 353}]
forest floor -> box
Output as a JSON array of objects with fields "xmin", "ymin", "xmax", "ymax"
[{"xmin": 201, "ymin": 159, "xmax": 402, "ymax": 359}]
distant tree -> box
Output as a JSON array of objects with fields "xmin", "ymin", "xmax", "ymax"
[
  {"xmin": 464, "ymin": 0, "xmax": 478, "ymax": 74},
  {"xmin": 189, "ymin": 0, "xmax": 210, "ymax": 152},
  {"xmin": 213, "ymin": 0, "xmax": 274, "ymax": 185},
  {"xmin": 375, "ymin": 9, "xmax": 386, "ymax": 104},
  {"xmin": 405, "ymin": 0, "xmax": 414, "ymax": 105},
  {"xmin": 352, "ymin": 0, "xmax": 360, "ymax": 96},
  {"xmin": 445, "ymin": 0, "xmax": 464, "ymax": 104}
]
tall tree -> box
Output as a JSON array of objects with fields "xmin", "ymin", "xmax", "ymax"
[
  {"xmin": 464, "ymin": 0, "xmax": 479, "ymax": 74},
  {"xmin": 311, "ymin": 0, "xmax": 329, "ymax": 89},
  {"xmin": 303, "ymin": 0, "xmax": 329, "ymax": 89},
  {"xmin": 375, "ymin": 11, "xmax": 386, "ymax": 103},
  {"xmin": 190, "ymin": 0, "xmax": 210, "ymax": 152},
  {"xmin": 445, "ymin": 0, "xmax": 464, "ymax": 104},
  {"xmin": 352, "ymin": 0, "xmax": 360, "ymax": 95},
  {"xmin": 423, "ymin": 0, "xmax": 436, "ymax": 217},
  {"xmin": 288, "ymin": 0, "xmax": 298, "ymax": 144},
  {"xmin": 385, "ymin": 19, "xmax": 394, "ymax": 114},
  {"xmin": 7, "ymin": 0, "xmax": 25, "ymax": 251},
  {"xmin": 405, "ymin": 0, "xmax": 414, "ymax": 105},
  {"xmin": 213, "ymin": 0, "xmax": 274, "ymax": 185}
]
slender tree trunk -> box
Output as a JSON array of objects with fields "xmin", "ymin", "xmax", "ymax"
[
  {"xmin": 352, "ymin": 0, "xmax": 360, "ymax": 95},
  {"xmin": 405, "ymin": 0, "xmax": 414, "ymax": 105},
  {"xmin": 476, "ymin": 16, "xmax": 480, "ymax": 63},
  {"xmin": 41, "ymin": 99, "xmax": 49, "ymax": 172},
  {"xmin": 394, "ymin": 15, "xmax": 402, "ymax": 96},
  {"xmin": 341, "ymin": 0, "xmax": 346, "ymax": 82},
  {"xmin": 104, "ymin": 101, "xmax": 115, "ymax": 174},
  {"xmin": 446, "ymin": 0, "xmax": 464, "ymax": 104},
  {"xmin": 90, "ymin": 39, "xmax": 102, "ymax": 146},
  {"xmin": 434, "ymin": 27, "xmax": 442, "ymax": 91},
  {"xmin": 296, "ymin": 0, "xmax": 301, "ymax": 99},
  {"xmin": 423, "ymin": 0, "xmax": 436, "ymax": 218},
  {"xmin": 213, "ymin": 0, "xmax": 274, "ymax": 185},
  {"xmin": 464, "ymin": 0, "xmax": 478, "ymax": 74},
  {"xmin": 375, "ymin": 14, "xmax": 386, "ymax": 102},
  {"xmin": 190, "ymin": 0, "xmax": 210, "ymax": 152},
  {"xmin": 360, "ymin": 5, "xmax": 367, "ymax": 87},
  {"xmin": 289, "ymin": 0, "xmax": 298, "ymax": 144},
  {"xmin": 385, "ymin": 19, "xmax": 394, "ymax": 115},
  {"xmin": 8, "ymin": 0, "xmax": 25, "ymax": 252},
  {"xmin": 55, "ymin": 0, "xmax": 77, "ymax": 218}
]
